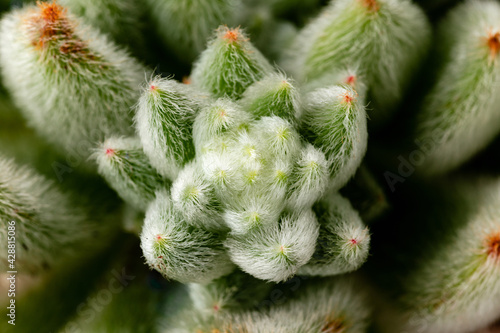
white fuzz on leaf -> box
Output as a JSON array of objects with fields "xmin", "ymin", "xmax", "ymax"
[
  {"xmin": 140, "ymin": 190, "xmax": 234, "ymax": 284},
  {"xmin": 171, "ymin": 162, "xmax": 225, "ymax": 231},
  {"xmin": 225, "ymin": 209, "xmax": 319, "ymax": 282},
  {"xmin": 303, "ymin": 84, "xmax": 368, "ymax": 191},
  {"xmin": 94, "ymin": 136, "xmax": 166, "ymax": 211},
  {"xmin": 286, "ymin": 143, "xmax": 330, "ymax": 211},
  {"xmin": 135, "ymin": 76, "xmax": 204, "ymax": 180},
  {"xmin": 299, "ymin": 192, "xmax": 370, "ymax": 276}
]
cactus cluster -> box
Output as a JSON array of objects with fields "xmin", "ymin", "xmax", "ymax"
[
  {"xmin": 0, "ymin": 0, "xmax": 499, "ymax": 332},
  {"xmin": 132, "ymin": 24, "xmax": 372, "ymax": 284}
]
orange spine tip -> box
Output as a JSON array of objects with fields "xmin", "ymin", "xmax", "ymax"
[
  {"xmin": 487, "ymin": 232, "xmax": 500, "ymax": 260},
  {"xmin": 37, "ymin": 1, "xmax": 65, "ymax": 23},
  {"xmin": 224, "ymin": 30, "xmax": 238, "ymax": 42},
  {"xmin": 342, "ymin": 92, "xmax": 354, "ymax": 104},
  {"xmin": 31, "ymin": 1, "xmax": 73, "ymax": 50},
  {"xmin": 221, "ymin": 27, "xmax": 241, "ymax": 43},
  {"xmin": 487, "ymin": 32, "xmax": 500, "ymax": 59},
  {"xmin": 361, "ymin": 0, "xmax": 380, "ymax": 12}
]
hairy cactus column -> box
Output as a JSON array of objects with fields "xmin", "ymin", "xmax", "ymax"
[
  {"xmin": 302, "ymin": 84, "xmax": 368, "ymax": 191},
  {"xmin": 414, "ymin": 0, "xmax": 500, "ymax": 176},
  {"xmin": 140, "ymin": 191, "xmax": 234, "ymax": 284},
  {"xmin": 0, "ymin": 155, "xmax": 102, "ymax": 273},
  {"xmin": 0, "ymin": 2, "xmax": 144, "ymax": 163},
  {"xmin": 240, "ymin": 72, "xmax": 302, "ymax": 123},
  {"xmin": 299, "ymin": 193, "xmax": 370, "ymax": 276},
  {"xmin": 372, "ymin": 177, "xmax": 500, "ymax": 333},
  {"xmin": 93, "ymin": 137, "xmax": 167, "ymax": 211},
  {"xmin": 181, "ymin": 276, "xmax": 371, "ymax": 333},
  {"xmin": 242, "ymin": 277, "xmax": 371, "ymax": 333},
  {"xmin": 135, "ymin": 76, "xmax": 203, "ymax": 180},
  {"xmin": 191, "ymin": 26, "xmax": 274, "ymax": 99},
  {"xmin": 286, "ymin": 0, "xmax": 431, "ymax": 124}
]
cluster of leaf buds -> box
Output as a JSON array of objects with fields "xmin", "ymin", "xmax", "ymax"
[{"xmin": 130, "ymin": 25, "xmax": 373, "ymax": 285}]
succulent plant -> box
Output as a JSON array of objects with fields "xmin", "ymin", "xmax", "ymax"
[{"xmin": 0, "ymin": 0, "xmax": 498, "ymax": 332}]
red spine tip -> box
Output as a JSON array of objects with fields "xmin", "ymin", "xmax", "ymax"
[
  {"xmin": 487, "ymin": 232, "xmax": 500, "ymax": 259},
  {"xmin": 105, "ymin": 148, "xmax": 115, "ymax": 156},
  {"xmin": 345, "ymin": 75, "xmax": 357, "ymax": 86}
]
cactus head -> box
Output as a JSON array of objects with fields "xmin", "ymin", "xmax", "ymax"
[
  {"xmin": 29, "ymin": 1, "xmax": 95, "ymax": 61},
  {"xmin": 191, "ymin": 25, "xmax": 274, "ymax": 99}
]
